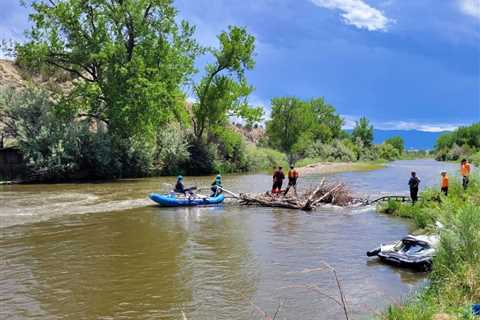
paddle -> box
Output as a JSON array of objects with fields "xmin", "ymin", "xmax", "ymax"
[{"xmin": 217, "ymin": 186, "xmax": 239, "ymax": 198}]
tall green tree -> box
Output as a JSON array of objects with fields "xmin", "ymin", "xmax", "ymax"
[
  {"xmin": 308, "ymin": 97, "xmax": 344, "ymax": 143},
  {"xmin": 266, "ymin": 97, "xmax": 311, "ymax": 162},
  {"xmin": 266, "ymin": 96, "xmax": 344, "ymax": 162},
  {"xmin": 192, "ymin": 26, "xmax": 262, "ymax": 140},
  {"xmin": 385, "ymin": 136, "xmax": 405, "ymax": 154},
  {"xmin": 435, "ymin": 123, "xmax": 480, "ymax": 151},
  {"xmin": 351, "ymin": 116, "xmax": 374, "ymax": 147},
  {"xmin": 16, "ymin": 0, "xmax": 200, "ymax": 140}
]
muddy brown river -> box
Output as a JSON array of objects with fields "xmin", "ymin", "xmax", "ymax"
[{"xmin": 0, "ymin": 160, "xmax": 458, "ymax": 319}]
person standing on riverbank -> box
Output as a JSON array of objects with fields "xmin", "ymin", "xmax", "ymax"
[
  {"xmin": 460, "ymin": 159, "xmax": 471, "ymax": 190},
  {"xmin": 285, "ymin": 165, "xmax": 299, "ymax": 195},
  {"xmin": 440, "ymin": 171, "xmax": 449, "ymax": 196},
  {"xmin": 408, "ymin": 171, "xmax": 420, "ymax": 204}
]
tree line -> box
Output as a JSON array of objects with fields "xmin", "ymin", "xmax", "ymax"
[
  {"xmin": 0, "ymin": 0, "xmax": 405, "ymax": 181},
  {"xmin": 265, "ymin": 97, "xmax": 404, "ymax": 164},
  {"xmin": 434, "ymin": 123, "xmax": 480, "ymax": 165}
]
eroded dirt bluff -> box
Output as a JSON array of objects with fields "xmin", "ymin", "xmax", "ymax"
[
  {"xmin": 0, "ymin": 59, "xmax": 25, "ymax": 88},
  {"xmin": 0, "ymin": 59, "xmax": 73, "ymax": 90}
]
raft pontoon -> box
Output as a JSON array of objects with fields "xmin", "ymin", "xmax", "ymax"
[{"xmin": 149, "ymin": 193, "xmax": 225, "ymax": 207}]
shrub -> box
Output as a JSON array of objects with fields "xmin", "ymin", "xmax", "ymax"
[
  {"xmin": 378, "ymin": 143, "xmax": 401, "ymax": 161},
  {"xmin": 305, "ymin": 141, "xmax": 335, "ymax": 159},
  {"xmin": 447, "ymin": 143, "xmax": 466, "ymax": 161},
  {"xmin": 304, "ymin": 139, "xmax": 356, "ymax": 162},
  {"xmin": 435, "ymin": 123, "xmax": 480, "ymax": 151},
  {"xmin": 378, "ymin": 199, "xmax": 401, "ymax": 214},
  {"xmin": 1, "ymin": 86, "xmax": 165, "ymax": 180},
  {"xmin": 155, "ymin": 123, "xmax": 190, "ymax": 176},
  {"xmin": 245, "ymin": 145, "xmax": 287, "ymax": 171},
  {"xmin": 1, "ymin": 86, "xmax": 82, "ymax": 179},
  {"xmin": 82, "ymin": 131, "xmax": 121, "ymax": 178},
  {"xmin": 469, "ymin": 151, "xmax": 480, "ymax": 166},
  {"xmin": 385, "ymin": 136, "xmax": 405, "ymax": 154},
  {"xmin": 210, "ymin": 127, "xmax": 249, "ymax": 172},
  {"xmin": 183, "ymin": 139, "xmax": 217, "ymax": 175},
  {"xmin": 358, "ymin": 146, "xmax": 379, "ymax": 161},
  {"xmin": 331, "ymin": 139, "xmax": 356, "ymax": 161}
]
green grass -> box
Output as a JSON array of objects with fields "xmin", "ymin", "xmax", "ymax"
[
  {"xmin": 378, "ymin": 174, "xmax": 480, "ymax": 319},
  {"xmin": 470, "ymin": 151, "xmax": 480, "ymax": 166},
  {"xmin": 295, "ymin": 156, "xmax": 323, "ymax": 167}
]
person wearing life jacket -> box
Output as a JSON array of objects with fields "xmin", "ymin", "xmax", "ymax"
[
  {"xmin": 174, "ymin": 176, "xmax": 194, "ymax": 196},
  {"xmin": 211, "ymin": 174, "xmax": 223, "ymax": 196},
  {"xmin": 272, "ymin": 166, "xmax": 285, "ymax": 194},
  {"xmin": 440, "ymin": 171, "xmax": 449, "ymax": 196},
  {"xmin": 460, "ymin": 159, "xmax": 471, "ymax": 190},
  {"xmin": 408, "ymin": 171, "xmax": 420, "ymax": 204},
  {"xmin": 285, "ymin": 165, "xmax": 299, "ymax": 194}
]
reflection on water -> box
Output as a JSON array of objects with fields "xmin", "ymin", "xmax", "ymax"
[{"xmin": 0, "ymin": 160, "xmax": 455, "ymax": 319}]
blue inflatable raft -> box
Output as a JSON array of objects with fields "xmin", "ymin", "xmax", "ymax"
[{"xmin": 149, "ymin": 193, "xmax": 225, "ymax": 207}]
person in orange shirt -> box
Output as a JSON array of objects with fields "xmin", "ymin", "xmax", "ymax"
[
  {"xmin": 460, "ymin": 159, "xmax": 471, "ymax": 190},
  {"xmin": 285, "ymin": 165, "xmax": 299, "ymax": 195},
  {"xmin": 440, "ymin": 171, "xmax": 449, "ymax": 196}
]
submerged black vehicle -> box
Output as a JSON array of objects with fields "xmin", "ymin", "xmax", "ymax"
[{"xmin": 367, "ymin": 235, "xmax": 439, "ymax": 271}]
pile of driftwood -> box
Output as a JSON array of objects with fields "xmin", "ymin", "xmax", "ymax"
[{"xmin": 238, "ymin": 179, "xmax": 360, "ymax": 211}]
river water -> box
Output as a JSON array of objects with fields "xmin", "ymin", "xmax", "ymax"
[{"xmin": 0, "ymin": 160, "xmax": 459, "ymax": 319}]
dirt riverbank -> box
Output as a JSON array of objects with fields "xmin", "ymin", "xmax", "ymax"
[{"xmin": 298, "ymin": 162, "xmax": 385, "ymax": 175}]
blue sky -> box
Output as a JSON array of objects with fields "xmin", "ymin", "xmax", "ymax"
[{"xmin": 1, "ymin": 0, "xmax": 479, "ymax": 132}]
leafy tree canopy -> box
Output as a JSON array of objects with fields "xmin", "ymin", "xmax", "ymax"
[
  {"xmin": 15, "ymin": 0, "xmax": 201, "ymax": 140},
  {"xmin": 192, "ymin": 26, "xmax": 263, "ymax": 139},
  {"xmin": 385, "ymin": 136, "xmax": 405, "ymax": 154},
  {"xmin": 378, "ymin": 143, "xmax": 400, "ymax": 161},
  {"xmin": 435, "ymin": 123, "xmax": 480, "ymax": 151},
  {"xmin": 265, "ymin": 96, "xmax": 344, "ymax": 162},
  {"xmin": 351, "ymin": 116, "xmax": 374, "ymax": 147}
]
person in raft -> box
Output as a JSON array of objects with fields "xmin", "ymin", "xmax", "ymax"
[
  {"xmin": 211, "ymin": 174, "xmax": 223, "ymax": 196},
  {"xmin": 174, "ymin": 176, "xmax": 194, "ymax": 196},
  {"xmin": 460, "ymin": 158, "xmax": 471, "ymax": 190},
  {"xmin": 272, "ymin": 166, "xmax": 285, "ymax": 194},
  {"xmin": 440, "ymin": 171, "xmax": 449, "ymax": 196},
  {"xmin": 284, "ymin": 165, "xmax": 299, "ymax": 194},
  {"xmin": 408, "ymin": 171, "xmax": 420, "ymax": 204}
]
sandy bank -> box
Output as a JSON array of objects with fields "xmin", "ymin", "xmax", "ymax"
[{"xmin": 297, "ymin": 162, "xmax": 385, "ymax": 175}]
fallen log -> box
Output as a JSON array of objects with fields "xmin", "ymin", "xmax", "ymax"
[{"xmin": 239, "ymin": 180, "xmax": 361, "ymax": 211}]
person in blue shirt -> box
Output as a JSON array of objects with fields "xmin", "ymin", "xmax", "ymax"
[
  {"xmin": 174, "ymin": 176, "xmax": 194, "ymax": 196},
  {"xmin": 408, "ymin": 171, "xmax": 420, "ymax": 204}
]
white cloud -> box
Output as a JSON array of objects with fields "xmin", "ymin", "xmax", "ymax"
[
  {"xmin": 374, "ymin": 121, "xmax": 461, "ymax": 132},
  {"xmin": 458, "ymin": 0, "xmax": 480, "ymax": 19},
  {"xmin": 341, "ymin": 115, "xmax": 462, "ymax": 132},
  {"xmin": 341, "ymin": 114, "xmax": 358, "ymax": 129},
  {"xmin": 310, "ymin": 0, "xmax": 394, "ymax": 31}
]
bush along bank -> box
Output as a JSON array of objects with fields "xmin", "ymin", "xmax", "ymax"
[
  {"xmin": 0, "ymin": 85, "xmax": 288, "ymax": 181},
  {"xmin": 378, "ymin": 174, "xmax": 480, "ymax": 320},
  {"xmin": 434, "ymin": 123, "xmax": 480, "ymax": 166},
  {"xmin": 0, "ymin": 85, "xmax": 397, "ymax": 182}
]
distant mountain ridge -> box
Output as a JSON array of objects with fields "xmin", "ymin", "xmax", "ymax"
[
  {"xmin": 373, "ymin": 129, "xmax": 447, "ymax": 150},
  {"xmin": 346, "ymin": 129, "xmax": 448, "ymax": 150}
]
